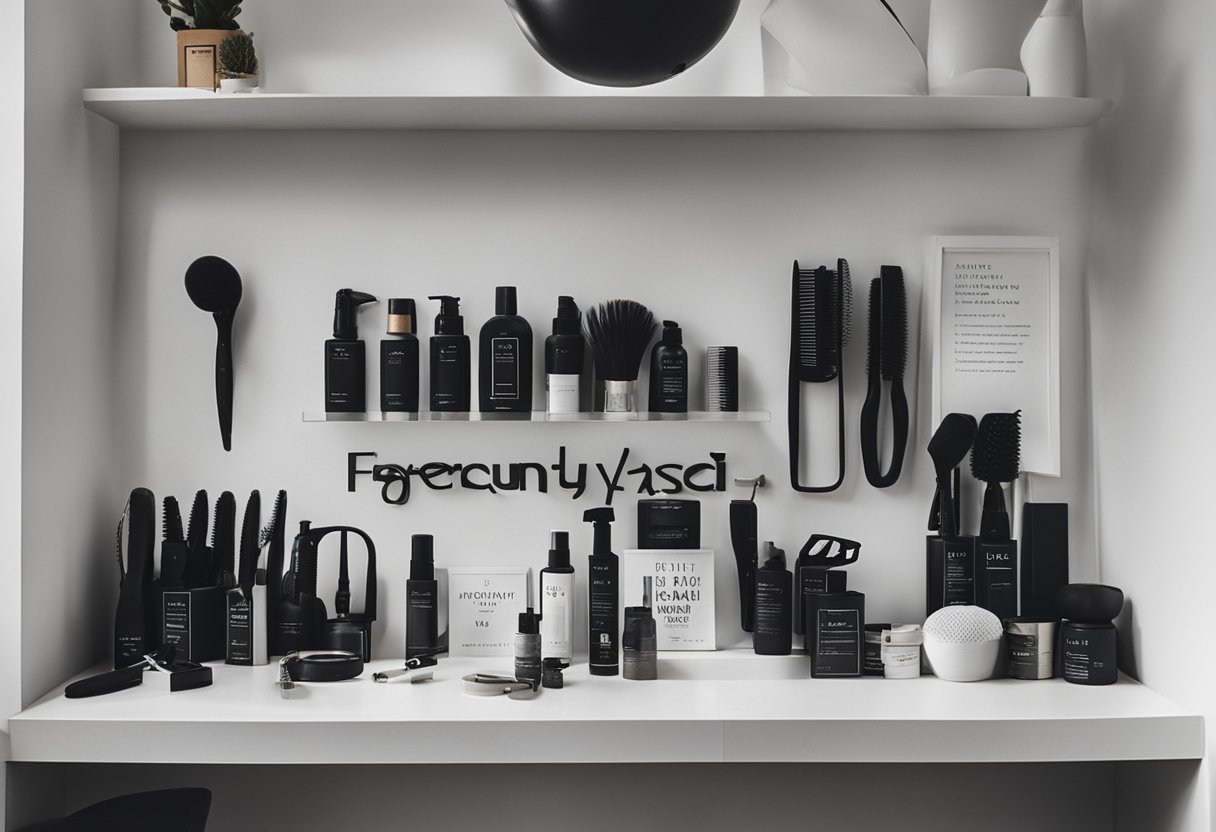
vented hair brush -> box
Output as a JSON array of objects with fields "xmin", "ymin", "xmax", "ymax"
[
  {"xmin": 583, "ymin": 299, "xmax": 657, "ymax": 413},
  {"xmin": 860, "ymin": 266, "xmax": 909, "ymax": 488},
  {"xmin": 971, "ymin": 411, "xmax": 1022, "ymax": 542},
  {"xmin": 789, "ymin": 259, "xmax": 853, "ymax": 493}
]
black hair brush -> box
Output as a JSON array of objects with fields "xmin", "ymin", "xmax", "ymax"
[
  {"xmin": 789, "ymin": 259, "xmax": 853, "ymax": 492},
  {"xmin": 928, "ymin": 413, "xmax": 977, "ymax": 539},
  {"xmin": 583, "ymin": 299, "xmax": 657, "ymax": 413},
  {"xmin": 971, "ymin": 411, "xmax": 1022, "ymax": 542},
  {"xmin": 860, "ymin": 266, "xmax": 909, "ymax": 488}
]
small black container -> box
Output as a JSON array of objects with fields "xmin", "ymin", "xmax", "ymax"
[
  {"xmin": 805, "ymin": 591, "xmax": 865, "ymax": 678},
  {"xmin": 753, "ymin": 543, "xmax": 791, "ymax": 656},
  {"xmin": 1060, "ymin": 621, "xmax": 1117, "ymax": 685}
]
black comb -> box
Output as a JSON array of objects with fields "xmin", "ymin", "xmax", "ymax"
[
  {"xmin": 182, "ymin": 489, "xmax": 211, "ymax": 588},
  {"xmin": 860, "ymin": 266, "xmax": 910, "ymax": 488},
  {"xmin": 789, "ymin": 259, "xmax": 853, "ymax": 493},
  {"xmin": 238, "ymin": 490, "xmax": 261, "ymax": 592},
  {"xmin": 159, "ymin": 496, "xmax": 189, "ymax": 589},
  {"xmin": 212, "ymin": 491, "xmax": 237, "ymax": 590},
  {"xmin": 971, "ymin": 411, "xmax": 1022, "ymax": 542}
]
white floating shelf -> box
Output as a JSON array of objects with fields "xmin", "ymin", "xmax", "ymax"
[
  {"xmin": 10, "ymin": 654, "xmax": 1200, "ymax": 766},
  {"xmin": 83, "ymin": 89, "xmax": 1112, "ymax": 132},
  {"xmin": 302, "ymin": 410, "xmax": 770, "ymax": 423}
]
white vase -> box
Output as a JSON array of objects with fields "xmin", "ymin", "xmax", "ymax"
[
  {"xmin": 927, "ymin": 0, "xmax": 1048, "ymax": 95},
  {"xmin": 218, "ymin": 75, "xmax": 260, "ymax": 94},
  {"xmin": 1021, "ymin": 0, "xmax": 1087, "ymax": 98},
  {"xmin": 761, "ymin": 0, "xmax": 927, "ymax": 96}
]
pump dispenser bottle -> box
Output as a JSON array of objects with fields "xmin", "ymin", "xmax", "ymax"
[
  {"xmin": 649, "ymin": 320, "xmax": 688, "ymax": 413},
  {"xmin": 546, "ymin": 296, "xmax": 584, "ymax": 414},
  {"xmin": 325, "ymin": 289, "xmax": 377, "ymax": 413},
  {"xmin": 405, "ymin": 534, "xmax": 439, "ymax": 659},
  {"xmin": 428, "ymin": 295, "xmax": 471, "ymax": 412},
  {"xmin": 479, "ymin": 286, "xmax": 533, "ymax": 414},
  {"xmin": 381, "ymin": 298, "xmax": 420, "ymax": 414},
  {"xmin": 753, "ymin": 541, "xmax": 792, "ymax": 655},
  {"xmin": 584, "ymin": 507, "xmax": 620, "ymax": 676},
  {"xmin": 540, "ymin": 531, "xmax": 575, "ymax": 662}
]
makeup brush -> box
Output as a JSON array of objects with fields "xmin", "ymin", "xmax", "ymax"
[
  {"xmin": 927, "ymin": 413, "xmax": 978, "ymax": 539},
  {"xmin": 971, "ymin": 411, "xmax": 1022, "ymax": 543},
  {"xmin": 186, "ymin": 256, "xmax": 243, "ymax": 452},
  {"xmin": 583, "ymin": 299, "xmax": 657, "ymax": 413}
]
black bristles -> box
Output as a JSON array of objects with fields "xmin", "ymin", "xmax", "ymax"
[
  {"xmin": 838, "ymin": 258, "xmax": 854, "ymax": 348},
  {"xmin": 865, "ymin": 277, "xmax": 881, "ymax": 377},
  {"xmin": 583, "ymin": 299, "xmax": 657, "ymax": 381},
  {"xmin": 971, "ymin": 411, "xmax": 1023, "ymax": 484},
  {"xmin": 879, "ymin": 267, "xmax": 907, "ymax": 381},
  {"xmin": 186, "ymin": 490, "xmax": 208, "ymax": 544},
  {"xmin": 163, "ymin": 496, "xmax": 184, "ymax": 543}
]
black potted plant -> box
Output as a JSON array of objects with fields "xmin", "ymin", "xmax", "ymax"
[{"xmin": 154, "ymin": 1, "xmax": 246, "ymax": 90}]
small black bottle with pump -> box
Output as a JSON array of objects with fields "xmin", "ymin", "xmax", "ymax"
[
  {"xmin": 479, "ymin": 286, "xmax": 533, "ymax": 414},
  {"xmin": 428, "ymin": 295, "xmax": 471, "ymax": 412},
  {"xmin": 325, "ymin": 289, "xmax": 377, "ymax": 414},
  {"xmin": 381, "ymin": 299, "xmax": 420, "ymax": 414},
  {"xmin": 546, "ymin": 296, "xmax": 584, "ymax": 414}
]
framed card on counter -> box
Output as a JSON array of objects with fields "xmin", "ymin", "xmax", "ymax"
[
  {"xmin": 446, "ymin": 566, "xmax": 531, "ymax": 657},
  {"xmin": 928, "ymin": 236, "xmax": 1061, "ymax": 476},
  {"xmin": 622, "ymin": 549, "xmax": 716, "ymax": 651}
]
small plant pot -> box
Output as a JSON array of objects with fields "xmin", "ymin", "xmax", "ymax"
[
  {"xmin": 219, "ymin": 75, "xmax": 260, "ymax": 94},
  {"xmin": 177, "ymin": 29, "xmax": 243, "ymax": 90}
]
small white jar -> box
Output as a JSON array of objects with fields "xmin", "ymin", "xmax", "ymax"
[{"xmin": 881, "ymin": 624, "xmax": 923, "ymax": 679}]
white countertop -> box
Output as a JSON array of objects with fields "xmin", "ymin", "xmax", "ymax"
[{"xmin": 9, "ymin": 652, "xmax": 1201, "ymax": 765}]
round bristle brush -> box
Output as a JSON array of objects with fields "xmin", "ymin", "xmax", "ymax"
[
  {"xmin": 583, "ymin": 300, "xmax": 657, "ymax": 413},
  {"xmin": 970, "ymin": 411, "xmax": 1022, "ymax": 542}
]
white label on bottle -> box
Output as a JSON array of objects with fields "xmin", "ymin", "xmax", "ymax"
[
  {"xmin": 547, "ymin": 374, "xmax": 580, "ymax": 414},
  {"xmin": 540, "ymin": 572, "xmax": 574, "ymax": 660}
]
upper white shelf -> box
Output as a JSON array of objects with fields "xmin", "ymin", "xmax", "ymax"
[
  {"xmin": 82, "ymin": 88, "xmax": 1112, "ymax": 132},
  {"xmin": 9, "ymin": 654, "xmax": 1201, "ymax": 765}
]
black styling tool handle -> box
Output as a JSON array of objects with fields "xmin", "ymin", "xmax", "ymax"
[
  {"xmin": 884, "ymin": 377, "xmax": 910, "ymax": 486},
  {"xmin": 860, "ymin": 368, "xmax": 883, "ymax": 486},
  {"xmin": 213, "ymin": 310, "xmax": 234, "ymax": 452},
  {"xmin": 66, "ymin": 664, "xmax": 146, "ymax": 699},
  {"xmin": 729, "ymin": 500, "xmax": 758, "ymax": 632},
  {"xmin": 866, "ymin": 376, "xmax": 910, "ymax": 488},
  {"xmin": 335, "ymin": 531, "xmax": 351, "ymax": 619}
]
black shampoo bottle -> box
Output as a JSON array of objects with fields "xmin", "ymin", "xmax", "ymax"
[
  {"xmin": 584, "ymin": 507, "xmax": 620, "ymax": 676},
  {"xmin": 546, "ymin": 296, "xmax": 583, "ymax": 414},
  {"xmin": 381, "ymin": 298, "xmax": 420, "ymax": 414},
  {"xmin": 325, "ymin": 289, "xmax": 377, "ymax": 413},
  {"xmin": 406, "ymin": 534, "xmax": 439, "ymax": 659},
  {"xmin": 479, "ymin": 286, "xmax": 533, "ymax": 414},
  {"xmin": 428, "ymin": 295, "xmax": 470, "ymax": 412},
  {"xmin": 753, "ymin": 542, "xmax": 792, "ymax": 656},
  {"xmin": 649, "ymin": 320, "xmax": 688, "ymax": 413}
]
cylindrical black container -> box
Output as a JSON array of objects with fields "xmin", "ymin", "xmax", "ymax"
[
  {"xmin": 1060, "ymin": 621, "xmax": 1117, "ymax": 685},
  {"xmin": 1006, "ymin": 618, "xmax": 1056, "ymax": 680}
]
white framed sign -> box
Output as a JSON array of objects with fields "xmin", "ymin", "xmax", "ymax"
[
  {"xmin": 928, "ymin": 236, "xmax": 1061, "ymax": 476},
  {"xmin": 446, "ymin": 566, "xmax": 531, "ymax": 657},
  {"xmin": 622, "ymin": 550, "xmax": 716, "ymax": 651}
]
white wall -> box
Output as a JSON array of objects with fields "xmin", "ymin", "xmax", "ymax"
[
  {"xmin": 1085, "ymin": 0, "xmax": 1216, "ymax": 830},
  {"xmin": 21, "ymin": 0, "xmax": 139, "ymax": 709},
  {"xmin": 0, "ymin": 4, "xmax": 24, "ymax": 824}
]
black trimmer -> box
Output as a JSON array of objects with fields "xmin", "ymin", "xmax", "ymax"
[{"xmin": 730, "ymin": 475, "xmax": 765, "ymax": 633}]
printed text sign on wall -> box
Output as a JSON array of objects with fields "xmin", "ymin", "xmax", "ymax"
[{"xmin": 348, "ymin": 447, "xmax": 727, "ymax": 506}]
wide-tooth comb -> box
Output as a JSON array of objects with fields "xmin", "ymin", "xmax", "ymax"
[{"xmin": 163, "ymin": 496, "xmax": 184, "ymax": 544}]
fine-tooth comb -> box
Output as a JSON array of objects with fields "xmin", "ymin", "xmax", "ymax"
[
  {"xmin": 789, "ymin": 258, "xmax": 853, "ymax": 493},
  {"xmin": 163, "ymin": 496, "xmax": 184, "ymax": 544},
  {"xmin": 860, "ymin": 266, "xmax": 910, "ymax": 488},
  {"xmin": 182, "ymin": 489, "xmax": 210, "ymax": 588},
  {"xmin": 238, "ymin": 490, "xmax": 261, "ymax": 592},
  {"xmin": 212, "ymin": 491, "xmax": 237, "ymax": 590},
  {"xmin": 159, "ymin": 496, "xmax": 189, "ymax": 589}
]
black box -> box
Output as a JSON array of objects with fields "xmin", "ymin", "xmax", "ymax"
[
  {"xmin": 795, "ymin": 567, "xmax": 848, "ymax": 635},
  {"xmin": 926, "ymin": 535, "xmax": 975, "ymax": 616},
  {"xmin": 159, "ymin": 586, "xmax": 225, "ymax": 663},
  {"xmin": 977, "ymin": 541, "xmax": 1017, "ymax": 621},
  {"xmin": 805, "ymin": 591, "xmax": 865, "ymax": 678},
  {"xmin": 637, "ymin": 499, "xmax": 700, "ymax": 549},
  {"xmin": 1021, "ymin": 503, "xmax": 1069, "ymax": 619}
]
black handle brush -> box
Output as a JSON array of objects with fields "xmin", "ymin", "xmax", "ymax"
[
  {"xmin": 860, "ymin": 266, "xmax": 909, "ymax": 488},
  {"xmin": 971, "ymin": 411, "xmax": 1022, "ymax": 543},
  {"xmin": 928, "ymin": 413, "xmax": 977, "ymax": 539}
]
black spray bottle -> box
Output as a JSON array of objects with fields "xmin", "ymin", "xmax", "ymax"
[
  {"xmin": 325, "ymin": 289, "xmax": 377, "ymax": 413},
  {"xmin": 406, "ymin": 534, "xmax": 439, "ymax": 659},
  {"xmin": 381, "ymin": 298, "xmax": 420, "ymax": 414},
  {"xmin": 753, "ymin": 541, "xmax": 792, "ymax": 656},
  {"xmin": 546, "ymin": 296, "xmax": 584, "ymax": 415},
  {"xmin": 649, "ymin": 320, "xmax": 688, "ymax": 413},
  {"xmin": 479, "ymin": 286, "xmax": 533, "ymax": 414},
  {"xmin": 428, "ymin": 295, "xmax": 470, "ymax": 412},
  {"xmin": 584, "ymin": 507, "xmax": 620, "ymax": 676}
]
